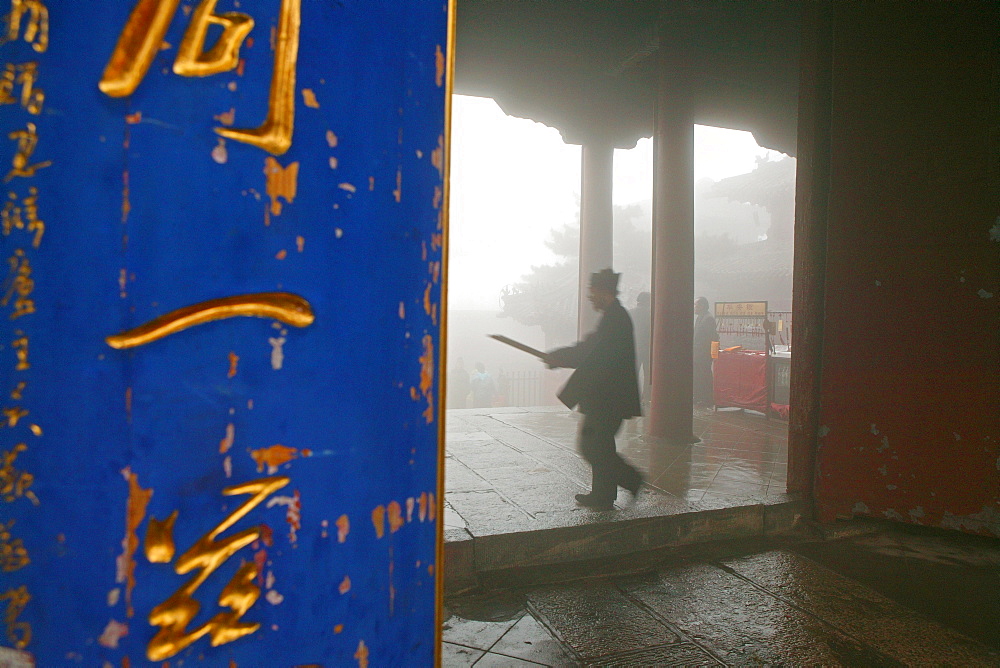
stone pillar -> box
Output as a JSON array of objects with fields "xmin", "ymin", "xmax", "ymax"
[
  {"xmin": 648, "ymin": 14, "xmax": 696, "ymax": 443},
  {"xmin": 578, "ymin": 140, "xmax": 614, "ymax": 337}
]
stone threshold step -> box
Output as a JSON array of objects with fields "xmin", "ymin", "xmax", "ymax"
[{"xmin": 445, "ymin": 497, "xmax": 811, "ymax": 594}]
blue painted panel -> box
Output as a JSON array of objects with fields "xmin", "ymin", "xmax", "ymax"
[{"xmin": 1, "ymin": 1, "xmax": 447, "ymax": 664}]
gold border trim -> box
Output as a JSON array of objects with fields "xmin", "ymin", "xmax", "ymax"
[{"xmin": 435, "ymin": 0, "xmax": 457, "ymax": 664}]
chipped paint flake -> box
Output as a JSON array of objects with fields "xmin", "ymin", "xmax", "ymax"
[
  {"xmin": 266, "ymin": 490, "xmax": 302, "ymax": 544},
  {"xmin": 339, "ymin": 575, "xmax": 351, "ymax": 594},
  {"xmin": 98, "ymin": 619, "xmax": 128, "ymax": 649},
  {"xmin": 296, "ymin": 236, "xmax": 305, "ymax": 253},
  {"xmin": 387, "ymin": 501, "xmax": 404, "ymax": 533},
  {"xmin": 329, "ymin": 156, "xmax": 338, "ymax": 169},
  {"xmin": 434, "ymin": 44, "xmax": 445, "ymax": 87},
  {"xmin": 107, "ymin": 588, "xmax": 120, "ymax": 607},
  {"xmin": 431, "ymin": 134, "xmax": 444, "ymax": 177},
  {"xmin": 419, "ymin": 335, "xmax": 435, "ymax": 424},
  {"xmin": 941, "ymin": 505, "xmax": 1000, "ymax": 535},
  {"xmin": 211, "ymin": 139, "xmax": 228, "ymax": 164},
  {"xmin": 117, "ymin": 468, "xmax": 151, "ymax": 619},
  {"xmin": 219, "ymin": 422, "xmax": 235, "ymax": 454},
  {"xmin": 406, "ymin": 497, "xmax": 415, "ymax": 522},
  {"xmin": 326, "ymin": 130, "xmax": 338, "ymax": 147},
  {"xmin": 266, "ymin": 589, "xmax": 284, "ymax": 605},
  {"xmin": 990, "ymin": 216, "xmax": 1000, "ymax": 242},
  {"xmin": 223, "ymin": 455, "xmax": 232, "ymax": 478},
  {"xmin": 215, "ymin": 107, "xmax": 236, "ymax": 126},
  {"xmin": 398, "ymin": 302, "xmax": 405, "ymax": 319},
  {"xmin": 268, "ymin": 336, "xmax": 286, "ymax": 370},
  {"xmin": 418, "ymin": 492, "xmax": 428, "ymax": 522},
  {"xmin": 393, "ymin": 169, "xmax": 401, "ymax": 203},
  {"xmin": 355, "ymin": 640, "xmax": 369, "ymax": 668},
  {"xmin": 338, "ymin": 182, "xmax": 356, "ymax": 194},
  {"xmin": 818, "ymin": 425, "xmax": 830, "ymax": 438},
  {"xmin": 275, "ymin": 249, "xmax": 287, "ymax": 260},
  {"xmin": 852, "ymin": 501, "xmax": 869, "ymax": 515},
  {"xmin": 334, "ymin": 624, "xmax": 344, "ymax": 634},
  {"xmin": 978, "ymin": 289, "xmax": 993, "ymax": 299},
  {"xmin": 227, "ymin": 351, "xmax": 239, "ymax": 378},
  {"xmin": 870, "ymin": 424, "xmax": 879, "ymax": 435},
  {"xmin": 264, "ymin": 157, "xmax": 299, "ymax": 216},
  {"xmin": 372, "ymin": 505, "xmax": 386, "ymax": 539},
  {"xmin": 337, "ymin": 514, "xmax": 350, "ymax": 543},
  {"xmin": 301, "ymin": 88, "xmax": 320, "ymax": 108},
  {"xmin": 250, "ymin": 444, "xmax": 311, "ymax": 473}
]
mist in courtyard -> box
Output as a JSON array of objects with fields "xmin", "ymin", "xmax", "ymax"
[{"xmin": 446, "ymin": 94, "xmax": 795, "ymax": 410}]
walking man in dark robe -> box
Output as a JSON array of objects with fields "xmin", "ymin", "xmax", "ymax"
[{"xmin": 544, "ymin": 269, "xmax": 644, "ymax": 510}]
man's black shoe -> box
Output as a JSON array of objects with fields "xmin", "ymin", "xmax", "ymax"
[
  {"xmin": 575, "ymin": 493, "xmax": 614, "ymax": 510},
  {"xmin": 624, "ymin": 473, "xmax": 644, "ymax": 497}
]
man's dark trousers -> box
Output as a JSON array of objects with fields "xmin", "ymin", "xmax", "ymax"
[{"xmin": 580, "ymin": 412, "xmax": 641, "ymax": 503}]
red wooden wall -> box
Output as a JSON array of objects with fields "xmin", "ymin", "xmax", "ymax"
[{"xmin": 793, "ymin": 2, "xmax": 1000, "ymax": 535}]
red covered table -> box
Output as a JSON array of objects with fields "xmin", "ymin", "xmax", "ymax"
[{"xmin": 713, "ymin": 349, "xmax": 770, "ymax": 413}]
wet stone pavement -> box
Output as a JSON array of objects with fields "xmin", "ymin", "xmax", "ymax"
[
  {"xmin": 443, "ymin": 536, "xmax": 1000, "ymax": 666},
  {"xmin": 442, "ymin": 407, "xmax": 1000, "ymax": 666},
  {"xmin": 443, "ymin": 406, "xmax": 802, "ymax": 589}
]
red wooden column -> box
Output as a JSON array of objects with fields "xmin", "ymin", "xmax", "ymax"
[
  {"xmin": 578, "ymin": 139, "xmax": 615, "ymax": 336},
  {"xmin": 787, "ymin": 2, "xmax": 833, "ymax": 495},
  {"xmin": 648, "ymin": 14, "xmax": 696, "ymax": 443}
]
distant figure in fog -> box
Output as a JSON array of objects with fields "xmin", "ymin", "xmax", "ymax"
[
  {"xmin": 630, "ymin": 291, "xmax": 651, "ymax": 404},
  {"xmin": 495, "ymin": 368, "xmax": 510, "ymax": 407},
  {"xmin": 470, "ymin": 362, "xmax": 496, "ymax": 408},
  {"xmin": 448, "ymin": 357, "xmax": 471, "ymax": 409},
  {"xmin": 693, "ymin": 296, "xmax": 719, "ymax": 406},
  {"xmin": 543, "ymin": 269, "xmax": 643, "ymax": 511}
]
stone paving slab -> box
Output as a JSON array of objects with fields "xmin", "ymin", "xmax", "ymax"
[
  {"xmin": 723, "ymin": 550, "xmax": 1000, "ymax": 666},
  {"xmin": 526, "ymin": 582, "xmax": 679, "ymax": 660},
  {"xmin": 581, "ymin": 643, "xmax": 722, "ymax": 667},
  {"xmin": 622, "ymin": 565, "xmax": 891, "ymax": 666}
]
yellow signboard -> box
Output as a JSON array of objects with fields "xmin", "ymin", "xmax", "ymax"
[{"xmin": 715, "ymin": 301, "xmax": 768, "ymax": 317}]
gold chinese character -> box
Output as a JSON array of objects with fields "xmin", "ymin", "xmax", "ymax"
[
  {"xmin": 20, "ymin": 187, "xmax": 40, "ymax": 247},
  {"xmin": 2, "ymin": 192, "xmax": 22, "ymax": 235},
  {"xmin": 0, "ymin": 520, "xmax": 29, "ymax": 572},
  {"xmin": 2, "ymin": 189, "xmax": 41, "ymax": 246},
  {"xmin": 0, "ymin": 442, "xmax": 35, "ymax": 505},
  {"xmin": 145, "ymin": 476, "xmax": 289, "ymax": 661},
  {"xmin": 173, "ymin": 0, "xmax": 254, "ymax": 77},
  {"xmin": 100, "ymin": 0, "xmax": 299, "ymax": 155},
  {"xmin": 12, "ymin": 335, "xmax": 27, "ymax": 370},
  {"xmin": 2, "ymin": 0, "xmax": 48, "ymax": 53},
  {"xmin": 1, "ymin": 585, "xmax": 30, "ymax": 649},
  {"xmin": 0, "ymin": 63, "xmax": 42, "ymax": 114},
  {"xmin": 5, "ymin": 123, "xmax": 50, "ymax": 182},
  {"xmin": 2, "ymin": 249, "xmax": 34, "ymax": 319},
  {"xmin": 2, "ymin": 407, "xmax": 26, "ymax": 428}
]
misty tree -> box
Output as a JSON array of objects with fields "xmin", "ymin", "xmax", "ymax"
[
  {"xmin": 697, "ymin": 155, "xmax": 796, "ymax": 310},
  {"xmin": 499, "ymin": 204, "xmax": 652, "ymax": 346}
]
